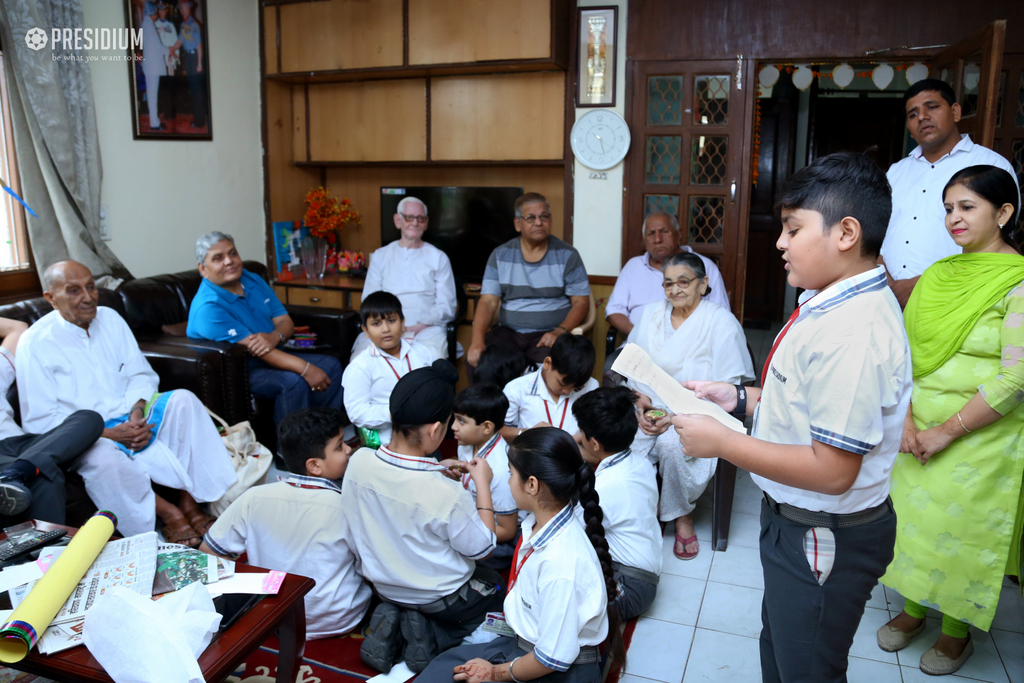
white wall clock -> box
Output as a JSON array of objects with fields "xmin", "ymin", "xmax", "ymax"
[{"xmin": 570, "ymin": 109, "xmax": 630, "ymax": 170}]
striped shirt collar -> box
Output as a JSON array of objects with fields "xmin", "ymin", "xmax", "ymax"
[
  {"xmin": 800, "ymin": 266, "xmax": 888, "ymax": 315},
  {"xmin": 472, "ymin": 433, "xmax": 502, "ymax": 460},
  {"xmin": 375, "ymin": 445, "xmax": 448, "ymax": 472},
  {"xmin": 284, "ymin": 473, "xmax": 343, "ymax": 494},
  {"xmin": 524, "ymin": 503, "xmax": 575, "ymax": 550},
  {"xmin": 595, "ymin": 449, "xmax": 631, "ymax": 475},
  {"xmin": 528, "ymin": 368, "xmax": 565, "ymax": 404}
]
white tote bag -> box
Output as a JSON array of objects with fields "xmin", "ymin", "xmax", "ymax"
[{"xmin": 206, "ymin": 408, "xmax": 273, "ymax": 516}]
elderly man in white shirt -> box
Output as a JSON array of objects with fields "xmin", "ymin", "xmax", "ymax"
[
  {"xmin": 16, "ymin": 261, "xmax": 236, "ymax": 543},
  {"xmin": 351, "ymin": 197, "xmax": 457, "ymax": 361},
  {"xmin": 880, "ymin": 78, "xmax": 1018, "ymax": 308}
]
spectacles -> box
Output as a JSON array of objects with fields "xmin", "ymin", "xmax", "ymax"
[
  {"xmin": 519, "ymin": 213, "xmax": 552, "ymax": 224},
  {"xmin": 400, "ymin": 214, "xmax": 428, "ymax": 223},
  {"xmin": 663, "ymin": 277, "xmax": 697, "ymax": 290}
]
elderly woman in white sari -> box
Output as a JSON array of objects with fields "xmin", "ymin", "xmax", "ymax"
[{"xmin": 627, "ymin": 252, "xmax": 753, "ymax": 560}]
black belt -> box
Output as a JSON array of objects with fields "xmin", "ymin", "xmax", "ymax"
[
  {"xmin": 516, "ymin": 635, "xmax": 600, "ymax": 665},
  {"xmin": 763, "ymin": 492, "xmax": 892, "ymax": 529}
]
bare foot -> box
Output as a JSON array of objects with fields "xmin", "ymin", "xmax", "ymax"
[
  {"xmin": 932, "ymin": 633, "xmax": 970, "ymax": 659},
  {"xmin": 886, "ymin": 610, "xmax": 925, "ymax": 633}
]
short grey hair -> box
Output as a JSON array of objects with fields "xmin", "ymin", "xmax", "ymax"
[
  {"xmin": 642, "ymin": 211, "xmax": 681, "ymax": 236},
  {"xmin": 396, "ymin": 196, "xmax": 428, "ymax": 216},
  {"xmin": 196, "ymin": 231, "xmax": 236, "ymax": 264}
]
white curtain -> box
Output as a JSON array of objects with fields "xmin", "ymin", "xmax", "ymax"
[{"xmin": 0, "ymin": 0, "xmax": 130, "ymax": 286}]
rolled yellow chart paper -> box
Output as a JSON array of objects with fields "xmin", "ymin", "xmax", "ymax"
[{"xmin": 0, "ymin": 511, "xmax": 116, "ymax": 662}]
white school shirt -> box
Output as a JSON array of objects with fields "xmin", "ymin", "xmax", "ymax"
[
  {"xmin": 881, "ymin": 134, "xmax": 1018, "ymax": 280},
  {"xmin": 0, "ymin": 348, "xmax": 23, "ymax": 440},
  {"xmin": 339, "ymin": 446, "xmax": 496, "ymax": 604},
  {"xmin": 364, "ymin": 241, "xmax": 457, "ymax": 328},
  {"xmin": 605, "ymin": 248, "xmax": 732, "ymax": 328},
  {"xmin": 593, "ymin": 450, "xmax": 662, "ymax": 575},
  {"xmin": 505, "ymin": 504, "xmax": 608, "ymax": 671},
  {"xmin": 504, "ymin": 368, "xmax": 598, "ymax": 437},
  {"xmin": 203, "ymin": 475, "xmax": 372, "ymax": 639},
  {"xmin": 16, "ymin": 308, "xmax": 159, "ymax": 432},
  {"xmin": 341, "ymin": 339, "xmax": 434, "ymax": 446},
  {"xmin": 456, "ymin": 434, "xmax": 518, "ymax": 516},
  {"xmin": 751, "ymin": 267, "xmax": 912, "ymax": 514}
]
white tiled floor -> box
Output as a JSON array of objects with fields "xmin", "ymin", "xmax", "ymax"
[{"xmin": 622, "ymin": 468, "xmax": 1024, "ymax": 683}]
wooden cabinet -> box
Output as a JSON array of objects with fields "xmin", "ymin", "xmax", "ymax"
[{"xmin": 284, "ymin": 287, "xmax": 347, "ymax": 309}]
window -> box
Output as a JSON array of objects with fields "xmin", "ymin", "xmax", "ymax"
[{"xmin": 0, "ymin": 45, "xmax": 40, "ymax": 300}]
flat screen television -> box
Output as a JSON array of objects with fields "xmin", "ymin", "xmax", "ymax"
[{"xmin": 380, "ymin": 186, "xmax": 523, "ymax": 283}]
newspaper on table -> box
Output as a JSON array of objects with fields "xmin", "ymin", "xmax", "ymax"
[
  {"xmin": 10, "ymin": 532, "xmax": 159, "ymax": 655},
  {"xmin": 611, "ymin": 343, "xmax": 747, "ymax": 433}
]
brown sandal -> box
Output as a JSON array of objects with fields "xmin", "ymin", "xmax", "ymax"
[
  {"xmin": 184, "ymin": 508, "xmax": 216, "ymax": 537},
  {"xmin": 162, "ymin": 518, "xmax": 201, "ymax": 548}
]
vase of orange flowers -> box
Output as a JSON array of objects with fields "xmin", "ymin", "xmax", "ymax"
[{"xmin": 303, "ymin": 187, "xmax": 360, "ymax": 274}]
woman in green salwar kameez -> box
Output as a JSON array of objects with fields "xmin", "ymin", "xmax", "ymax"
[{"xmin": 877, "ymin": 165, "xmax": 1024, "ymax": 676}]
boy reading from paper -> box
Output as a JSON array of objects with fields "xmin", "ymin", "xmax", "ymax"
[
  {"xmin": 670, "ymin": 152, "xmax": 911, "ymax": 682},
  {"xmin": 199, "ymin": 407, "xmax": 371, "ymax": 639}
]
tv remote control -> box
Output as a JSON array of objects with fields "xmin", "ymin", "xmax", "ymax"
[{"xmin": 0, "ymin": 529, "xmax": 67, "ymax": 563}]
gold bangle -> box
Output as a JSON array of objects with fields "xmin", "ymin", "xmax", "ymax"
[{"xmin": 956, "ymin": 411, "xmax": 972, "ymax": 434}]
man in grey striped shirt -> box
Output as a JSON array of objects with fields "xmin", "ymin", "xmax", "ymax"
[{"xmin": 467, "ymin": 193, "xmax": 590, "ymax": 373}]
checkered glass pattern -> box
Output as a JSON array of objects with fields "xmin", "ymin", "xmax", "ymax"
[
  {"xmin": 694, "ymin": 76, "xmax": 730, "ymax": 125},
  {"xmin": 691, "ymin": 136, "xmax": 728, "ymax": 185},
  {"xmin": 646, "ymin": 136, "xmax": 682, "ymax": 184},
  {"xmin": 689, "ymin": 196, "xmax": 725, "ymax": 244},
  {"xmin": 645, "ymin": 194, "xmax": 680, "ymax": 217},
  {"xmin": 648, "ymin": 76, "xmax": 683, "ymax": 126}
]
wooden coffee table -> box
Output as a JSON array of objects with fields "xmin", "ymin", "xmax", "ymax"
[{"xmin": 3, "ymin": 521, "xmax": 315, "ymax": 683}]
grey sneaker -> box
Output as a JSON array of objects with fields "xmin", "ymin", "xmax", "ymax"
[
  {"xmin": 920, "ymin": 636, "xmax": 974, "ymax": 675},
  {"xmin": 399, "ymin": 609, "xmax": 438, "ymax": 673},
  {"xmin": 359, "ymin": 602, "xmax": 404, "ymax": 673},
  {"xmin": 0, "ymin": 479, "xmax": 31, "ymax": 516}
]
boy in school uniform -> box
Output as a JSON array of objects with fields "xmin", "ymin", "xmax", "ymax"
[
  {"xmin": 342, "ymin": 291, "xmax": 434, "ymax": 447},
  {"xmin": 573, "ymin": 386, "xmax": 662, "ymax": 620},
  {"xmin": 444, "ymin": 384, "xmax": 519, "ymax": 566},
  {"xmin": 500, "ymin": 334, "xmax": 598, "ymax": 442},
  {"xmin": 340, "ymin": 360, "xmax": 505, "ymax": 673},
  {"xmin": 672, "ymin": 152, "xmax": 912, "ymax": 683},
  {"xmin": 200, "ymin": 407, "xmax": 371, "ymax": 639}
]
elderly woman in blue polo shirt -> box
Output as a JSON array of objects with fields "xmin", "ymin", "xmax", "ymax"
[{"xmin": 187, "ymin": 231, "xmax": 344, "ymax": 426}]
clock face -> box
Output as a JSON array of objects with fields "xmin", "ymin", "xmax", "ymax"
[{"xmin": 571, "ymin": 110, "xmax": 631, "ymax": 171}]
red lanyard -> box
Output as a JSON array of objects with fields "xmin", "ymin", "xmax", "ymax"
[
  {"xmin": 381, "ymin": 353, "xmax": 412, "ymax": 380},
  {"xmin": 543, "ymin": 399, "xmax": 569, "ymax": 430},
  {"xmin": 759, "ymin": 305, "xmax": 802, "ymax": 391},
  {"xmin": 462, "ymin": 436, "xmax": 501, "ymax": 490},
  {"xmin": 507, "ymin": 535, "xmax": 535, "ymax": 594}
]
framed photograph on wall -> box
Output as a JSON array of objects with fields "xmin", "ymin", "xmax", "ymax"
[
  {"xmin": 576, "ymin": 6, "xmax": 617, "ymax": 108},
  {"xmin": 126, "ymin": 0, "xmax": 212, "ymax": 139}
]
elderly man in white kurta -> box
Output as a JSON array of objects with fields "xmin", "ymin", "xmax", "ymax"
[
  {"xmin": 350, "ymin": 197, "xmax": 457, "ymax": 361},
  {"xmin": 16, "ymin": 261, "xmax": 236, "ymax": 542}
]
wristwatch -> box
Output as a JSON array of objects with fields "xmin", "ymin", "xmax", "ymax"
[
  {"xmin": 275, "ymin": 331, "xmax": 286, "ymax": 344},
  {"xmin": 732, "ymin": 385, "xmax": 747, "ymax": 419}
]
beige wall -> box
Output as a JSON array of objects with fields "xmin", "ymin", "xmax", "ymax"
[{"xmin": 84, "ymin": 0, "xmax": 264, "ymax": 278}]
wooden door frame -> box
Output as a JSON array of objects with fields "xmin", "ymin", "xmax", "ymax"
[{"xmin": 931, "ymin": 20, "xmax": 1006, "ymax": 148}]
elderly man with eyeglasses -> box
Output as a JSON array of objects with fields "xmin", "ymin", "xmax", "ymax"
[
  {"xmin": 467, "ymin": 192, "xmax": 590, "ymax": 374},
  {"xmin": 351, "ymin": 196, "xmax": 457, "ymax": 361}
]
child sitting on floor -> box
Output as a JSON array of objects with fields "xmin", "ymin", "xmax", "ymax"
[
  {"xmin": 200, "ymin": 407, "xmax": 371, "ymax": 639},
  {"xmin": 340, "ymin": 360, "xmax": 504, "ymax": 673},
  {"xmin": 342, "ymin": 291, "xmax": 433, "ymax": 448},
  {"xmin": 501, "ymin": 334, "xmax": 598, "ymax": 442},
  {"xmin": 442, "ymin": 384, "xmax": 519, "ymax": 566},
  {"xmin": 573, "ymin": 386, "xmax": 662, "ymax": 620}
]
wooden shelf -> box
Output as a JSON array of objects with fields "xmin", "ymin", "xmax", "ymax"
[
  {"xmin": 266, "ymin": 60, "xmax": 566, "ymax": 85},
  {"xmin": 294, "ymin": 159, "xmax": 566, "ymax": 168}
]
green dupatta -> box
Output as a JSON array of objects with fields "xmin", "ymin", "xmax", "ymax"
[{"xmin": 905, "ymin": 251, "xmax": 1024, "ymax": 378}]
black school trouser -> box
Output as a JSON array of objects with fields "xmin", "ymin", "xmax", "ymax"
[
  {"xmin": 416, "ymin": 636, "xmax": 601, "ymax": 683},
  {"xmin": 398, "ymin": 565, "xmax": 505, "ymax": 651},
  {"xmin": 759, "ymin": 497, "xmax": 896, "ymax": 683},
  {"xmin": 0, "ymin": 410, "xmax": 104, "ymax": 524}
]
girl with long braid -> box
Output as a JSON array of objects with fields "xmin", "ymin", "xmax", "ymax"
[{"xmin": 416, "ymin": 427, "xmax": 625, "ymax": 683}]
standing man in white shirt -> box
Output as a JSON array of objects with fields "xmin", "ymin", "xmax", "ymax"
[
  {"xmin": 880, "ymin": 78, "xmax": 1018, "ymax": 307},
  {"xmin": 17, "ymin": 261, "xmax": 237, "ymax": 544},
  {"xmin": 352, "ymin": 197, "xmax": 457, "ymax": 361}
]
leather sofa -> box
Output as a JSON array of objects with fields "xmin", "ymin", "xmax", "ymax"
[{"xmin": 114, "ymin": 261, "xmax": 360, "ymax": 450}]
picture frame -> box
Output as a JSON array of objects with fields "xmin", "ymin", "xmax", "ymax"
[
  {"xmin": 125, "ymin": 0, "xmax": 213, "ymax": 139},
  {"xmin": 576, "ymin": 6, "xmax": 617, "ymax": 108}
]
